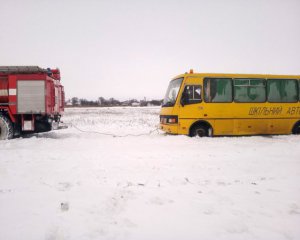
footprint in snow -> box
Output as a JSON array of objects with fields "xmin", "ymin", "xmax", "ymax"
[{"xmin": 58, "ymin": 182, "xmax": 72, "ymax": 191}]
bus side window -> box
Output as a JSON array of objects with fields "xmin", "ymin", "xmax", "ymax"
[
  {"xmin": 181, "ymin": 85, "xmax": 201, "ymax": 105},
  {"xmin": 204, "ymin": 78, "xmax": 232, "ymax": 102},
  {"xmin": 234, "ymin": 79, "xmax": 266, "ymax": 103},
  {"xmin": 267, "ymin": 79, "xmax": 298, "ymax": 103},
  {"xmin": 298, "ymin": 80, "xmax": 300, "ymax": 101}
]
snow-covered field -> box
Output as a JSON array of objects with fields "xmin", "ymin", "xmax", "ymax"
[{"xmin": 0, "ymin": 107, "xmax": 300, "ymax": 240}]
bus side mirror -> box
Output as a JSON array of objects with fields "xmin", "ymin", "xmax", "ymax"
[{"xmin": 180, "ymin": 92, "xmax": 187, "ymax": 107}]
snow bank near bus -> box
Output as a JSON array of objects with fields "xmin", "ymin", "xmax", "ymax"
[{"xmin": 0, "ymin": 107, "xmax": 300, "ymax": 240}]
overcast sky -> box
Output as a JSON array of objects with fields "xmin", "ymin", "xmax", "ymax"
[{"xmin": 0, "ymin": 0, "xmax": 299, "ymax": 100}]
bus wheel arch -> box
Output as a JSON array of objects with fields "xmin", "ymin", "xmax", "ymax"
[
  {"xmin": 189, "ymin": 120, "xmax": 213, "ymax": 137},
  {"xmin": 292, "ymin": 121, "xmax": 300, "ymax": 134}
]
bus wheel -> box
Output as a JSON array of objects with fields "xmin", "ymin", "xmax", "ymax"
[
  {"xmin": 0, "ymin": 114, "xmax": 14, "ymax": 140},
  {"xmin": 292, "ymin": 123, "xmax": 300, "ymax": 134},
  {"xmin": 191, "ymin": 125, "xmax": 208, "ymax": 137}
]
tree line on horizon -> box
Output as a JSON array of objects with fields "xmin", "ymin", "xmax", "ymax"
[{"xmin": 66, "ymin": 97, "xmax": 163, "ymax": 107}]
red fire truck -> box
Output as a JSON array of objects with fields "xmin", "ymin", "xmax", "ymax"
[{"xmin": 0, "ymin": 66, "xmax": 65, "ymax": 140}]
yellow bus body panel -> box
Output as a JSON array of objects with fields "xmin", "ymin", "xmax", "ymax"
[{"xmin": 160, "ymin": 73, "xmax": 300, "ymax": 136}]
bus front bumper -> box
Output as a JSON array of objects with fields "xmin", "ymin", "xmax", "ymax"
[{"xmin": 160, "ymin": 123, "xmax": 178, "ymax": 134}]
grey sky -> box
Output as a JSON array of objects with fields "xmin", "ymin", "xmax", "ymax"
[{"xmin": 1, "ymin": 0, "xmax": 299, "ymax": 100}]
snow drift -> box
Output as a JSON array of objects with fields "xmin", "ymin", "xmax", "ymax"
[{"xmin": 0, "ymin": 107, "xmax": 299, "ymax": 240}]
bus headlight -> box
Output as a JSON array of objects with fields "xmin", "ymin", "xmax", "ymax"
[
  {"xmin": 168, "ymin": 117, "xmax": 177, "ymax": 123},
  {"xmin": 160, "ymin": 115, "xmax": 178, "ymax": 124}
]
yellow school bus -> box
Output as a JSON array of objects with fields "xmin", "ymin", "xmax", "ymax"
[{"xmin": 160, "ymin": 70, "xmax": 300, "ymax": 137}]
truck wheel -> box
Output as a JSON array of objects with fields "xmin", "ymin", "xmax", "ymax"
[
  {"xmin": 0, "ymin": 114, "xmax": 14, "ymax": 140},
  {"xmin": 191, "ymin": 125, "xmax": 208, "ymax": 137}
]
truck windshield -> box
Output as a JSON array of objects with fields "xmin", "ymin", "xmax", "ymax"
[{"xmin": 162, "ymin": 78, "xmax": 183, "ymax": 107}]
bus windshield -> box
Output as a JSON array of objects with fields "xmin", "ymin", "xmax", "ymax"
[{"xmin": 162, "ymin": 78, "xmax": 183, "ymax": 107}]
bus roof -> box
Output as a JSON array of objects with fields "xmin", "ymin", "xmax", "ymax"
[{"xmin": 172, "ymin": 72, "xmax": 300, "ymax": 80}]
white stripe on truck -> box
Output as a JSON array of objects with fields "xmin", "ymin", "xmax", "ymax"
[
  {"xmin": 9, "ymin": 89, "xmax": 17, "ymax": 95},
  {"xmin": 0, "ymin": 89, "xmax": 8, "ymax": 96}
]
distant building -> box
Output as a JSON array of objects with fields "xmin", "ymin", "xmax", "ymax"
[
  {"xmin": 131, "ymin": 102, "xmax": 140, "ymax": 107},
  {"xmin": 65, "ymin": 99, "xmax": 72, "ymax": 106},
  {"xmin": 121, "ymin": 101, "xmax": 130, "ymax": 106}
]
